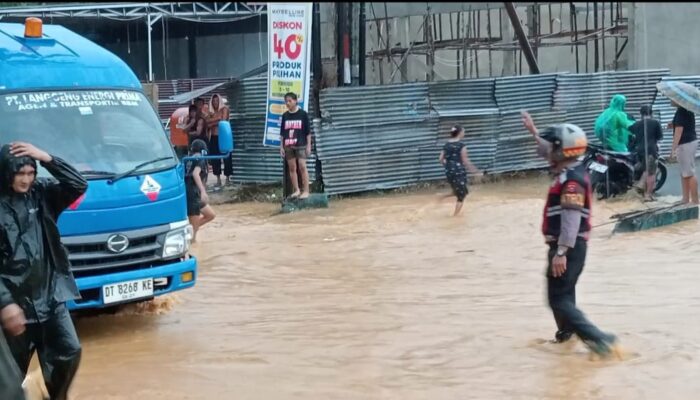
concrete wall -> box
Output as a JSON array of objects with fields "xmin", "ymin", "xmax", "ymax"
[
  {"xmin": 195, "ymin": 32, "xmax": 267, "ymax": 79},
  {"xmin": 628, "ymin": 2, "xmax": 700, "ymax": 75}
]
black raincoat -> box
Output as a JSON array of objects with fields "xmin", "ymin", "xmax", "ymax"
[
  {"xmin": 0, "ymin": 144, "xmax": 87, "ymax": 400},
  {"xmin": 0, "ymin": 331, "xmax": 24, "ymax": 400}
]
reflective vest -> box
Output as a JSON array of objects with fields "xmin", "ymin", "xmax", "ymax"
[{"xmin": 541, "ymin": 163, "xmax": 592, "ymax": 242}]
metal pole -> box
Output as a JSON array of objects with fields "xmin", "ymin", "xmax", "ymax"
[
  {"xmin": 336, "ymin": 2, "xmax": 344, "ymax": 86},
  {"xmin": 503, "ymin": 2, "xmax": 540, "ymax": 74},
  {"xmin": 312, "ymin": 2, "xmax": 322, "ymax": 116},
  {"xmin": 358, "ymin": 2, "xmax": 366, "ymax": 85},
  {"xmin": 147, "ymin": 12, "xmax": 153, "ymax": 82},
  {"xmin": 593, "ymin": 2, "xmax": 599, "ymax": 72}
]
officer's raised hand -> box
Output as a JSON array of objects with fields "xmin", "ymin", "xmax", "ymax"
[
  {"xmin": 521, "ymin": 111, "xmax": 538, "ymax": 136},
  {"xmin": 1, "ymin": 304, "xmax": 26, "ymax": 336},
  {"xmin": 9, "ymin": 142, "xmax": 52, "ymax": 163}
]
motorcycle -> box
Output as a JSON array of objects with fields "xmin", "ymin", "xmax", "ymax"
[{"xmin": 582, "ymin": 143, "xmax": 668, "ymax": 200}]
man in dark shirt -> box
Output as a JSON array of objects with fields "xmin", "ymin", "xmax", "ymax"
[
  {"xmin": 629, "ymin": 105, "xmax": 663, "ymax": 201},
  {"xmin": 670, "ymin": 101, "xmax": 698, "ymax": 204},
  {"xmin": 279, "ymin": 92, "xmax": 312, "ymax": 199}
]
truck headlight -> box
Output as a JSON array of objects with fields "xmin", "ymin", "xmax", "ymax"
[{"xmin": 162, "ymin": 225, "xmax": 193, "ymax": 258}]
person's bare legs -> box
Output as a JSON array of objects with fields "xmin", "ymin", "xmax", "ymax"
[
  {"xmin": 645, "ymin": 171, "xmax": 655, "ymax": 200},
  {"xmin": 682, "ymin": 177, "xmax": 690, "ymax": 204},
  {"xmin": 690, "ymin": 176, "xmax": 699, "ymax": 204},
  {"xmin": 189, "ymin": 215, "xmax": 201, "ymax": 242},
  {"xmin": 199, "ymin": 205, "xmax": 216, "ymax": 227},
  {"xmin": 453, "ymin": 201, "xmax": 464, "ymax": 216},
  {"xmin": 298, "ymin": 157, "xmax": 310, "ymax": 199},
  {"xmin": 189, "ymin": 207, "xmax": 215, "ymax": 242},
  {"xmin": 287, "ymin": 157, "xmax": 301, "ymax": 198},
  {"xmin": 440, "ymin": 193, "xmax": 454, "ymax": 201}
]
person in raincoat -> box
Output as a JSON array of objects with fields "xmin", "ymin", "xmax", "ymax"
[
  {"xmin": 0, "ymin": 332, "xmax": 25, "ymax": 400},
  {"xmin": 0, "ymin": 142, "xmax": 87, "ymax": 400},
  {"xmin": 594, "ymin": 94, "xmax": 636, "ymax": 153}
]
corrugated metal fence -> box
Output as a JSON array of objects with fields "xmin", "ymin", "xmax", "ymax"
[
  {"xmin": 200, "ymin": 68, "xmax": 700, "ymax": 194},
  {"xmin": 315, "ymin": 68, "xmax": 698, "ymax": 196}
]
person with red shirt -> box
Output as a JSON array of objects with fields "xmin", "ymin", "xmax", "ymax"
[{"xmin": 521, "ymin": 111, "xmax": 621, "ymax": 359}]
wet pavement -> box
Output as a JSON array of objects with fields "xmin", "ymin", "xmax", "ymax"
[{"xmin": 61, "ymin": 175, "xmax": 700, "ymax": 400}]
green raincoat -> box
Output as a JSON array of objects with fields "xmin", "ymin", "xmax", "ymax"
[{"xmin": 594, "ymin": 94, "xmax": 636, "ymax": 152}]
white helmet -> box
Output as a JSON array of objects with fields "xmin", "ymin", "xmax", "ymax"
[{"xmin": 540, "ymin": 123, "xmax": 588, "ymax": 163}]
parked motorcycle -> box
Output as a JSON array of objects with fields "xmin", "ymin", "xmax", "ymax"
[{"xmin": 582, "ymin": 143, "xmax": 667, "ymax": 200}]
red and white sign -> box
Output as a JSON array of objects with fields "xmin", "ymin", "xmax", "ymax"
[{"xmin": 140, "ymin": 175, "xmax": 161, "ymax": 201}]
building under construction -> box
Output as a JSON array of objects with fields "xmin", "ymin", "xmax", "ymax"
[
  {"xmin": 324, "ymin": 2, "xmax": 700, "ymax": 86},
  {"xmin": 1, "ymin": 2, "xmax": 697, "ymax": 87},
  {"xmin": 356, "ymin": 2, "xmax": 628, "ymax": 84}
]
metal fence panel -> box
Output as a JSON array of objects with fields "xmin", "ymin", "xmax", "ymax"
[
  {"xmin": 319, "ymin": 82, "xmax": 430, "ymax": 129},
  {"xmin": 429, "ymin": 78, "xmax": 496, "ymax": 116},
  {"xmin": 491, "ymin": 109, "xmax": 567, "ymax": 173},
  {"xmin": 316, "ymin": 120, "xmax": 436, "ymax": 160},
  {"xmin": 495, "ymin": 73, "xmax": 558, "ymax": 112},
  {"xmin": 320, "ymin": 150, "xmax": 422, "ymax": 195}
]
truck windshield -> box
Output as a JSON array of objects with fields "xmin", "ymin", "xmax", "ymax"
[{"xmin": 0, "ymin": 90, "xmax": 176, "ymax": 178}]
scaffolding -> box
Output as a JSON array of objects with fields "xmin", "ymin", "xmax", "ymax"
[{"xmin": 364, "ymin": 2, "xmax": 628, "ymax": 84}]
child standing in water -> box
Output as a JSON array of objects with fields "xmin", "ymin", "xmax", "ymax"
[
  {"xmin": 438, "ymin": 125, "xmax": 481, "ymax": 216},
  {"xmin": 186, "ymin": 139, "xmax": 216, "ymax": 242}
]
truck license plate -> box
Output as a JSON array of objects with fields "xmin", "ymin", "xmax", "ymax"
[
  {"xmin": 103, "ymin": 278, "xmax": 154, "ymax": 305},
  {"xmin": 588, "ymin": 161, "xmax": 608, "ymax": 173}
]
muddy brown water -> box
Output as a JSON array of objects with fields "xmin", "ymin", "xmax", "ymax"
[{"xmin": 61, "ymin": 176, "xmax": 700, "ymax": 400}]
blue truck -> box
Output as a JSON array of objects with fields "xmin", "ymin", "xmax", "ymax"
[{"xmin": 0, "ymin": 19, "xmax": 227, "ymax": 310}]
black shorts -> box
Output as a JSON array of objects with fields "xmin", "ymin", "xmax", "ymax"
[{"xmin": 186, "ymin": 185, "xmax": 203, "ymax": 216}]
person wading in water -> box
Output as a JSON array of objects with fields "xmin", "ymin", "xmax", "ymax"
[
  {"xmin": 438, "ymin": 125, "xmax": 481, "ymax": 216},
  {"xmin": 521, "ymin": 112, "xmax": 622, "ymax": 359}
]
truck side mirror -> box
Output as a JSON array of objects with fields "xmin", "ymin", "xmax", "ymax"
[{"xmin": 218, "ymin": 121, "xmax": 234, "ymax": 153}]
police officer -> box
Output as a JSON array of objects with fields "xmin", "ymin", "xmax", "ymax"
[{"xmin": 521, "ymin": 112, "xmax": 621, "ymax": 358}]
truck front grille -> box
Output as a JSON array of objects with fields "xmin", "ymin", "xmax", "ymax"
[{"xmin": 62, "ymin": 224, "xmax": 172, "ymax": 278}]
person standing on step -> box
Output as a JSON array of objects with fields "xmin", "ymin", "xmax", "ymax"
[
  {"xmin": 206, "ymin": 94, "xmax": 233, "ymax": 188},
  {"xmin": 629, "ymin": 105, "xmax": 663, "ymax": 202},
  {"xmin": 185, "ymin": 104, "xmax": 207, "ymax": 146},
  {"xmin": 279, "ymin": 92, "xmax": 312, "ymax": 199},
  {"xmin": 521, "ymin": 111, "xmax": 622, "ymax": 359},
  {"xmin": 438, "ymin": 125, "xmax": 481, "ymax": 216},
  {"xmin": 670, "ymin": 100, "xmax": 698, "ymax": 204}
]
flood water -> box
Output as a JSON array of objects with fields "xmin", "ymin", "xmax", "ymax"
[{"xmin": 64, "ymin": 176, "xmax": 700, "ymax": 400}]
